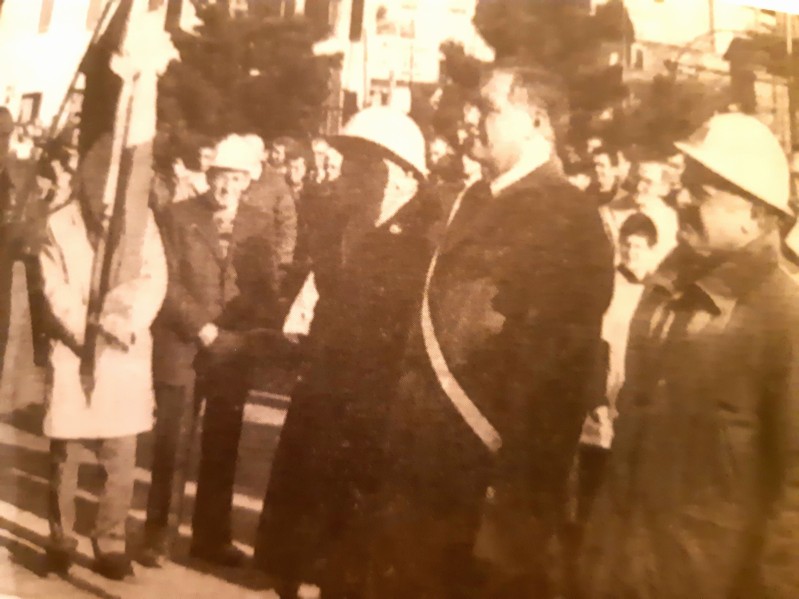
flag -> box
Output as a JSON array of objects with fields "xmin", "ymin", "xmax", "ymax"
[{"xmin": 78, "ymin": 0, "xmax": 178, "ymax": 397}]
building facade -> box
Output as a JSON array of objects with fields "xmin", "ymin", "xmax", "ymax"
[
  {"xmin": 310, "ymin": 0, "xmax": 493, "ymax": 128},
  {"xmin": 0, "ymin": 0, "xmax": 109, "ymax": 125},
  {"xmin": 592, "ymin": 0, "xmax": 793, "ymax": 149}
]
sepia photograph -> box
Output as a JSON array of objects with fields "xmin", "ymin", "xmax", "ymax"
[{"xmin": 1, "ymin": 0, "xmax": 799, "ymax": 597}]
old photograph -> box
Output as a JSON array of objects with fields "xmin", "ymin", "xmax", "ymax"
[{"xmin": 1, "ymin": 0, "xmax": 798, "ymax": 597}]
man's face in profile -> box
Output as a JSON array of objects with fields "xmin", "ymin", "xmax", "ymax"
[{"xmin": 472, "ymin": 72, "xmax": 535, "ymax": 176}]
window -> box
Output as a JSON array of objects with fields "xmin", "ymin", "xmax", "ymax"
[
  {"xmin": 18, "ymin": 93, "xmax": 42, "ymax": 124},
  {"xmin": 38, "ymin": 0, "xmax": 55, "ymax": 33}
]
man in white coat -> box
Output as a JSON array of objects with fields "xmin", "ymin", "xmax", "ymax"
[{"xmin": 38, "ymin": 138, "xmax": 167, "ymax": 580}]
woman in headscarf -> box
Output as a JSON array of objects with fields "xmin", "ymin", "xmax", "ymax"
[{"xmin": 253, "ymin": 107, "xmax": 438, "ymax": 599}]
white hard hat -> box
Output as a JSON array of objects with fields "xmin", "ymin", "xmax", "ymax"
[
  {"xmin": 675, "ymin": 113, "xmax": 792, "ymax": 216},
  {"xmin": 242, "ymin": 133, "xmax": 265, "ymax": 156},
  {"xmin": 210, "ymin": 135, "xmax": 255, "ymax": 175},
  {"xmin": 333, "ymin": 106, "xmax": 427, "ymax": 178}
]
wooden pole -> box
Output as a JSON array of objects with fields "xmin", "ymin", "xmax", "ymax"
[{"xmin": 79, "ymin": 0, "xmax": 140, "ymax": 399}]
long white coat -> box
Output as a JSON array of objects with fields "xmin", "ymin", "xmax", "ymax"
[{"xmin": 39, "ymin": 202, "xmax": 167, "ymax": 439}]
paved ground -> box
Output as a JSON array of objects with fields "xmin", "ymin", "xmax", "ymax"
[{"xmin": 0, "ymin": 363, "xmax": 312, "ymax": 599}]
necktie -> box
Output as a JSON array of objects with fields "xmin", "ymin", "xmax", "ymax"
[{"xmin": 213, "ymin": 212, "xmax": 234, "ymax": 258}]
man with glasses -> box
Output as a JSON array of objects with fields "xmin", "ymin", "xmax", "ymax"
[{"xmin": 580, "ymin": 113, "xmax": 799, "ymax": 599}]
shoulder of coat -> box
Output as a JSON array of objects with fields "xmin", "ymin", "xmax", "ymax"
[
  {"xmin": 169, "ymin": 195, "xmax": 208, "ymax": 222},
  {"xmin": 749, "ymin": 264, "xmax": 799, "ymax": 328}
]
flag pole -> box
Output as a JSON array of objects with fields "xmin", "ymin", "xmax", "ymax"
[{"xmin": 79, "ymin": 0, "xmax": 140, "ymax": 400}]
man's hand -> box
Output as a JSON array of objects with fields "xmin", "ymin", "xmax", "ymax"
[
  {"xmin": 197, "ymin": 323, "xmax": 219, "ymax": 348},
  {"xmin": 579, "ymin": 406, "xmax": 615, "ymax": 449}
]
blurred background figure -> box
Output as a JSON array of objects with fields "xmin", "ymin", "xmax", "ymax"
[
  {"xmin": 563, "ymin": 146, "xmax": 592, "ymax": 192},
  {"xmin": 630, "ymin": 158, "xmax": 679, "ymax": 266},
  {"xmin": 285, "ymin": 146, "xmax": 308, "ymax": 201},
  {"xmin": 589, "ymin": 144, "xmax": 625, "ymax": 205},
  {"xmin": 284, "ymin": 145, "xmax": 312, "ymax": 298},
  {"xmin": 324, "ymin": 145, "xmax": 343, "ymax": 182},
  {"xmin": 244, "ymin": 133, "xmax": 297, "ymax": 284},
  {"xmin": 173, "ymin": 138, "xmax": 214, "ymax": 203},
  {"xmin": 309, "ymin": 137, "xmax": 330, "ymax": 185},
  {"xmin": 599, "ymin": 151, "xmax": 679, "ymax": 271},
  {"xmin": 269, "ymin": 136, "xmax": 291, "ymax": 176},
  {"xmin": 664, "ymin": 149, "xmax": 691, "ymax": 209},
  {"xmin": 11, "ymin": 124, "xmax": 35, "ymax": 161},
  {"xmin": 427, "ymin": 134, "xmax": 461, "ymax": 187}
]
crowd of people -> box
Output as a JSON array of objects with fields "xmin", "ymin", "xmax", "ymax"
[{"xmin": 2, "ymin": 58, "xmax": 799, "ymax": 599}]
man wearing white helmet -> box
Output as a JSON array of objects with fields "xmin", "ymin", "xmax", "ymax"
[
  {"xmin": 142, "ymin": 134, "xmax": 280, "ymax": 568},
  {"xmin": 254, "ymin": 106, "xmax": 437, "ymax": 599},
  {"xmin": 375, "ymin": 65, "xmax": 614, "ymax": 599},
  {"xmin": 580, "ymin": 113, "xmax": 799, "ymax": 599}
]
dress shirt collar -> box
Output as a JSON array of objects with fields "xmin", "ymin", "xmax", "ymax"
[
  {"xmin": 489, "ymin": 137, "xmax": 552, "ymax": 197},
  {"xmin": 649, "ymin": 233, "xmax": 780, "ymax": 314}
]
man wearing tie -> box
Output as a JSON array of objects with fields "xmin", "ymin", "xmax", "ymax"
[
  {"xmin": 141, "ymin": 135, "xmax": 279, "ymax": 567},
  {"xmin": 375, "ymin": 66, "xmax": 614, "ymax": 599}
]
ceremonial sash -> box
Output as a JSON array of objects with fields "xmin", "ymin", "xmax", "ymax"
[{"xmin": 420, "ymin": 185, "xmax": 502, "ymax": 453}]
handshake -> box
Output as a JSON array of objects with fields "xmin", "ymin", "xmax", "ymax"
[{"xmin": 198, "ymin": 324, "xmax": 302, "ymax": 363}]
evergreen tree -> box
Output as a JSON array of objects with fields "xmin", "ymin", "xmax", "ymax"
[{"xmin": 157, "ymin": 3, "xmax": 334, "ymax": 160}]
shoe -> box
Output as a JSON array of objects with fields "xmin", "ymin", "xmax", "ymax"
[
  {"xmin": 189, "ymin": 543, "xmax": 247, "ymax": 567},
  {"xmin": 137, "ymin": 544, "xmax": 167, "ymax": 569},
  {"xmin": 273, "ymin": 579, "xmax": 300, "ymax": 599},
  {"xmin": 94, "ymin": 553, "xmax": 134, "ymax": 580},
  {"xmin": 45, "ymin": 546, "xmax": 73, "ymax": 576}
]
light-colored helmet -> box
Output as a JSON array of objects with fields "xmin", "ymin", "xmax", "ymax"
[
  {"xmin": 242, "ymin": 133, "xmax": 266, "ymax": 156},
  {"xmin": 210, "ymin": 135, "xmax": 255, "ymax": 176},
  {"xmin": 333, "ymin": 106, "xmax": 427, "ymax": 178},
  {"xmin": 675, "ymin": 113, "xmax": 792, "ymax": 216}
]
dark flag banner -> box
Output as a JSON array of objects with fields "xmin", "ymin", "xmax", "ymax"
[{"xmin": 78, "ymin": 0, "xmax": 177, "ymax": 398}]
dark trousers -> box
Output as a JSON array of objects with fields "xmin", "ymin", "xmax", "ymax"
[
  {"xmin": 576, "ymin": 444, "xmax": 610, "ymax": 525},
  {"xmin": 145, "ymin": 367, "xmax": 249, "ymax": 551},
  {"xmin": 144, "ymin": 382, "xmax": 199, "ymax": 552},
  {"xmin": 191, "ymin": 368, "xmax": 250, "ymax": 549},
  {"xmin": 49, "ymin": 436, "xmax": 137, "ymax": 556}
]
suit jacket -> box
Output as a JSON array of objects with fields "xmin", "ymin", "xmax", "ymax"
[
  {"xmin": 245, "ymin": 165, "xmax": 297, "ymax": 269},
  {"xmin": 152, "ymin": 194, "xmax": 277, "ymax": 385},
  {"xmin": 389, "ymin": 161, "xmax": 614, "ymax": 517}
]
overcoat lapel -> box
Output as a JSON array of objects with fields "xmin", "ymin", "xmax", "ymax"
[
  {"xmin": 439, "ymin": 180, "xmax": 492, "ymax": 255},
  {"xmin": 227, "ymin": 202, "xmax": 258, "ymax": 264},
  {"xmin": 438, "ymin": 162, "xmax": 560, "ymax": 256},
  {"xmin": 187, "ymin": 200, "xmax": 225, "ymax": 265}
]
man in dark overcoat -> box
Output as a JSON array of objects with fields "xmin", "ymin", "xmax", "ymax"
[
  {"xmin": 579, "ymin": 113, "xmax": 799, "ymax": 599},
  {"xmin": 375, "ymin": 66, "xmax": 614, "ymax": 599},
  {"xmin": 141, "ymin": 135, "xmax": 279, "ymax": 567}
]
